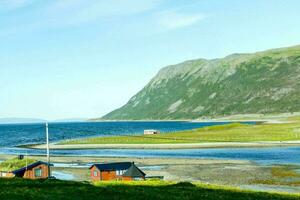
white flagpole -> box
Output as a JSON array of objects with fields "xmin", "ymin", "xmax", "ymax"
[
  {"xmin": 46, "ymin": 122, "xmax": 50, "ymax": 178},
  {"xmin": 25, "ymin": 150, "xmax": 28, "ymax": 171}
]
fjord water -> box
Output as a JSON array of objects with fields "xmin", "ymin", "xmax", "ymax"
[
  {"xmin": 1, "ymin": 146, "xmax": 299, "ymax": 165},
  {"xmin": 0, "ymin": 121, "xmax": 230, "ymax": 147},
  {"xmin": 0, "ymin": 121, "xmax": 299, "ymax": 165}
]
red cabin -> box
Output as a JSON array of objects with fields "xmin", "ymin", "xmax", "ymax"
[
  {"xmin": 89, "ymin": 162, "xmax": 146, "ymax": 181},
  {"xmin": 0, "ymin": 161, "xmax": 52, "ymax": 179}
]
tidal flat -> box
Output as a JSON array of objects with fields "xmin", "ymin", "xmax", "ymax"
[{"xmin": 1, "ymin": 154, "xmax": 299, "ymax": 194}]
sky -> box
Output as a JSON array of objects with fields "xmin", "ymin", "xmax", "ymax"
[{"xmin": 1, "ymin": 0, "xmax": 300, "ymax": 120}]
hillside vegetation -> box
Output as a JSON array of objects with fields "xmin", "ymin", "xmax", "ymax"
[
  {"xmin": 0, "ymin": 179, "xmax": 299, "ymax": 200},
  {"xmin": 102, "ymin": 45, "xmax": 300, "ymax": 120},
  {"xmin": 0, "ymin": 157, "xmax": 36, "ymax": 171}
]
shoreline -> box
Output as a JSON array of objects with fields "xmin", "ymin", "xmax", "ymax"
[
  {"xmin": 24, "ymin": 141, "xmax": 300, "ymax": 150},
  {"xmin": 2, "ymin": 154, "xmax": 300, "ymax": 194},
  {"xmin": 88, "ymin": 118, "xmax": 266, "ymax": 123},
  {"xmin": 0, "ymin": 154, "xmax": 250, "ymax": 165},
  {"xmin": 89, "ymin": 112, "xmax": 300, "ymax": 123}
]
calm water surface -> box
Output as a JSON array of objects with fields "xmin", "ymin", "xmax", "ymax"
[
  {"xmin": 0, "ymin": 121, "xmax": 233, "ymax": 147},
  {"xmin": 1, "ymin": 146, "xmax": 299, "ymax": 165},
  {"xmin": 1, "ymin": 121, "xmax": 298, "ymax": 166}
]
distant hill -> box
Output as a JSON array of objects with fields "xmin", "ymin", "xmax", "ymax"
[
  {"xmin": 51, "ymin": 118, "xmax": 88, "ymax": 123},
  {"xmin": 0, "ymin": 118, "xmax": 46, "ymax": 124},
  {"xmin": 102, "ymin": 45, "xmax": 300, "ymax": 120}
]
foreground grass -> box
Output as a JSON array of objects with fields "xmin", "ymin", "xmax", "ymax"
[
  {"xmin": 60, "ymin": 121, "xmax": 300, "ymax": 145},
  {"xmin": 0, "ymin": 179, "xmax": 299, "ymax": 200}
]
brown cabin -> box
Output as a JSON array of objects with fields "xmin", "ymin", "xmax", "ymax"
[
  {"xmin": 0, "ymin": 161, "xmax": 52, "ymax": 179},
  {"xmin": 89, "ymin": 162, "xmax": 146, "ymax": 181}
]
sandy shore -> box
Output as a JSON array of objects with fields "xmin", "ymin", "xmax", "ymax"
[
  {"xmin": 26, "ymin": 141, "xmax": 300, "ymax": 150},
  {"xmin": 0, "ymin": 154, "xmax": 249, "ymax": 165},
  {"xmin": 0, "ymin": 154, "xmax": 253, "ymax": 183},
  {"xmin": 1, "ymin": 154, "xmax": 299, "ymax": 193}
]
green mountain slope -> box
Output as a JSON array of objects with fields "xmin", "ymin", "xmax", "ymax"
[{"xmin": 102, "ymin": 45, "xmax": 300, "ymax": 120}]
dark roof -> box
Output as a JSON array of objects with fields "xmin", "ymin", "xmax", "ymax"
[
  {"xmin": 90, "ymin": 162, "xmax": 146, "ymax": 177},
  {"xmin": 90, "ymin": 162, "xmax": 132, "ymax": 171},
  {"xmin": 12, "ymin": 161, "xmax": 53, "ymax": 174},
  {"xmin": 123, "ymin": 165, "xmax": 146, "ymax": 177}
]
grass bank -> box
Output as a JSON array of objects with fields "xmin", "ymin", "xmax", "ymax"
[
  {"xmin": 60, "ymin": 121, "xmax": 300, "ymax": 145},
  {"xmin": 0, "ymin": 179, "xmax": 299, "ymax": 200},
  {"xmin": 0, "ymin": 157, "xmax": 36, "ymax": 171}
]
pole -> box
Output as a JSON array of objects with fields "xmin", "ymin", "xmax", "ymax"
[
  {"xmin": 25, "ymin": 150, "xmax": 28, "ymax": 171},
  {"xmin": 46, "ymin": 122, "xmax": 51, "ymax": 178}
]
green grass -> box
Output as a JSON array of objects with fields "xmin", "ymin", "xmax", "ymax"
[
  {"xmin": 271, "ymin": 166, "xmax": 300, "ymax": 178},
  {"xmin": 0, "ymin": 157, "xmax": 36, "ymax": 171},
  {"xmin": 251, "ymin": 179, "xmax": 300, "ymax": 187},
  {"xmin": 0, "ymin": 179, "xmax": 299, "ymax": 200},
  {"xmin": 60, "ymin": 121, "xmax": 300, "ymax": 145},
  {"xmin": 251, "ymin": 165, "xmax": 300, "ymax": 187}
]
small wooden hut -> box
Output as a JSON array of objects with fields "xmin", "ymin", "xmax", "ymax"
[
  {"xmin": 0, "ymin": 158, "xmax": 52, "ymax": 179},
  {"xmin": 89, "ymin": 162, "xmax": 146, "ymax": 181}
]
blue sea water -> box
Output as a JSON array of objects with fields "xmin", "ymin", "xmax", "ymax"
[
  {"xmin": 0, "ymin": 121, "xmax": 233, "ymax": 147},
  {"xmin": 1, "ymin": 121, "xmax": 298, "ymax": 165},
  {"xmin": 1, "ymin": 146, "xmax": 299, "ymax": 165}
]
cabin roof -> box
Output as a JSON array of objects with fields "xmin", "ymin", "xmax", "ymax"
[
  {"xmin": 90, "ymin": 162, "xmax": 146, "ymax": 177},
  {"xmin": 123, "ymin": 165, "xmax": 146, "ymax": 177},
  {"xmin": 90, "ymin": 162, "xmax": 133, "ymax": 171}
]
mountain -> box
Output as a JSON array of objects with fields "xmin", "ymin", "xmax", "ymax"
[
  {"xmin": 102, "ymin": 45, "xmax": 300, "ymax": 120},
  {"xmin": 0, "ymin": 118, "xmax": 46, "ymax": 124},
  {"xmin": 51, "ymin": 118, "xmax": 88, "ymax": 123}
]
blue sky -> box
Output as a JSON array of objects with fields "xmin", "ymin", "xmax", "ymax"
[{"xmin": 1, "ymin": 0, "xmax": 300, "ymax": 120}]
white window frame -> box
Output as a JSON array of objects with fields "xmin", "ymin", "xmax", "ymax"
[
  {"xmin": 34, "ymin": 168, "xmax": 42, "ymax": 177},
  {"xmin": 93, "ymin": 170, "xmax": 98, "ymax": 177},
  {"xmin": 116, "ymin": 170, "xmax": 124, "ymax": 176}
]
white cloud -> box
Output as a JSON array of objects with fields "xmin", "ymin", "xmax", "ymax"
[
  {"xmin": 46, "ymin": 0, "xmax": 162, "ymax": 26},
  {"xmin": 158, "ymin": 10, "xmax": 205, "ymax": 30},
  {"xmin": 0, "ymin": 0, "xmax": 32, "ymax": 10},
  {"xmin": 0, "ymin": 0, "xmax": 163, "ymax": 36}
]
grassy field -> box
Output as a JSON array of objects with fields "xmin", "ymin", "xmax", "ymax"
[
  {"xmin": 60, "ymin": 121, "xmax": 300, "ymax": 145},
  {"xmin": 251, "ymin": 165, "xmax": 300, "ymax": 187},
  {"xmin": 0, "ymin": 179, "xmax": 299, "ymax": 200},
  {"xmin": 0, "ymin": 157, "xmax": 36, "ymax": 171}
]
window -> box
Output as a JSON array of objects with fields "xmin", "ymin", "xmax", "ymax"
[
  {"xmin": 116, "ymin": 170, "xmax": 124, "ymax": 176},
  {"xmin": 34, "ymin": 168, "xmax": 42, "ymax": 177},
  {"xmin": 93, "ymin": 170, "xmax": 98, "ymax": 177}
]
